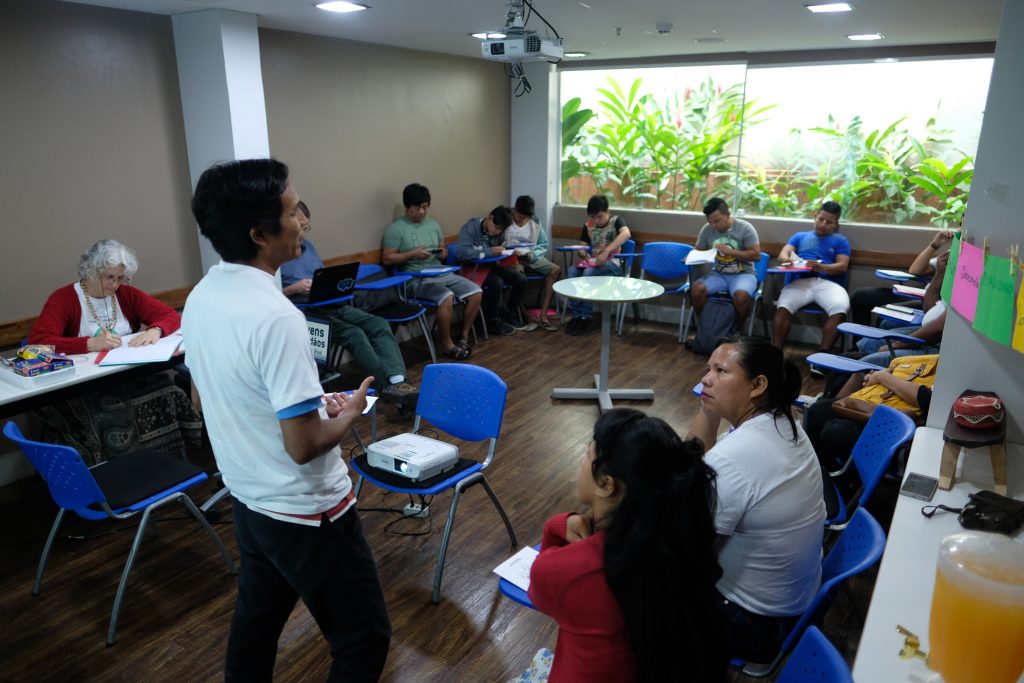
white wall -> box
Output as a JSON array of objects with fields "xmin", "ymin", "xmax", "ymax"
[{"xmin": 928, "ymin": 0, "xmax": 1024, "ymax": 445}]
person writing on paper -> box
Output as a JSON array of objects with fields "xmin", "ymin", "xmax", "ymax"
[
  {"xmin": 690, "ymin": 197, "xmax": 762, "ymax": 331},
  {"xmin": 184, "ymin": 159, "xmax": 390, "ymax": 681},
  {"xmin": 456, "ymin": 205, "xmax": 526, "ymax": 336},
  {"xmin": 506, "ymin": 195, "xmax": 562, "ymax": 331},
  {"xmin": 849, "ymin": 229, "xmax": 955, "ymax": 325},
  {"xmin": 687, "ymin": 337, "xmax": 825, "ymax": 663},
  {"xmin": 29, "ymin": 239, "xmax": 179, "ymax": 354},
  {"xmin": 528, "ymin": 408, "xmax": 728, "ymax": 682},
  {"xmin": 771, "ymin": 201, "xmax": 851, "ymax": 358},
  {"xmin": 563, "ymin": 194, "xmax": 631, "ymax": 336},
  {"xmin": 382, "ymin": 183, "xmax": 482, "ymax": 360}
]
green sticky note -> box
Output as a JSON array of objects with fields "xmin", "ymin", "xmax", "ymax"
[
  {"xmin": 972, "ymin": 253, "xmax": 1016, "ymax": 345},
  {"xmin": 940, "ymin": 233, "xmax": 961, "ymax": 305}
]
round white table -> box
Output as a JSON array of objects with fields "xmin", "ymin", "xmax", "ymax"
[{"xmin": 552, "ymin": 276, "xmax": 665, "ymax": 411}]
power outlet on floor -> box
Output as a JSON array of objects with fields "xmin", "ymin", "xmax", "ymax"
[{"xmin": 403, "ymin": 503, "xmax": 430, "ymax": 518}]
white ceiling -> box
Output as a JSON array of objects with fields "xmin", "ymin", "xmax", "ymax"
[{"xmin": 63, "ymin": 0, "xmax": 1003, "ymax": 61}]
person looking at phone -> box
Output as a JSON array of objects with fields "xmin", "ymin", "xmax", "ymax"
[
  {"xmin": 382, "ymin": 183, "xmax": 482, "ymax": 360},
  {"xmin": 456, "ymin": 205, "xmax": 526, "ymax": 336},
  {"xmin": 506, "ymin": 195, "xmax": 562, "ymax": 331}
]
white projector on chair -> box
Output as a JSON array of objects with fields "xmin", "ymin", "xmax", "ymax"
[{"xmin": 366, "ymin": 433, "xmax": 459, "ymax": 482}]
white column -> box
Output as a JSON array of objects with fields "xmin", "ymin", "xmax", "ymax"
[
  {"xmin": 510, "ymin": 62, "xmax": 560, "ymax": 249},
  {"xmin": 172, "ymin": 10, "xmax": 270, "ymax": 272},
  {"xmin": 928, "ymin": 0, "xmax": 1024, "ymax": 443}
]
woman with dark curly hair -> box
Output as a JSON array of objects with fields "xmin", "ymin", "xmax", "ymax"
[{"xmin": 528, "ymin": 408, "xmax": 728, "ymax": 682}]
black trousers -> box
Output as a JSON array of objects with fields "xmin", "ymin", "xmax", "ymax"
[
  {"xmin": 850, "ymin": 286, "xmax": 900, "ymax": 325},
  {"xmin": 715, "ymin": 589, "xmax": 799, "ymax": 664},
  {"xmin": 804, "ymin": 398, "xmax": 864, "ymax": 471},
  {"xmin": 226, "ymin": 500, "xmax": 391, "ymax": 683},
  {"xmin": 482, "ymin": 267, "xmax": 527, "ymax": 322}
]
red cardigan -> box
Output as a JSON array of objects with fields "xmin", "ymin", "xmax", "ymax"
[
  {"xmin": 528, "ymin": 512, "xmax": 634, "ymax": 683},
  {"xmin": 28, "ymin": 283, "xmax": 181, "ymax": 355}
]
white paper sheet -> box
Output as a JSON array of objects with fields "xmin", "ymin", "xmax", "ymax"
[
  {"xmin": 872, "ymin": 305, "xmax": 916, "ymax": 322},
  {"xmin": 684, "ymin": 247, "xmax": 717, "ymax": 265},
  {"xmin": 98, "ymin": 332, "xmax": 183, "ymax": 366},
  {"xmin": 493, "ymin": 545, "xmax": 539, "ymax": 592}
]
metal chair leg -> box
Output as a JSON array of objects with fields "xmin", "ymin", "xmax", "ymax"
[
  {"xmin": 108, "ymin": 505, "xmax": 156, "ymax": 646},
  {"xmin": 33, "ymin": 508, "xmax": 66, "ymax": 596},
  {"xmin": 431, "ymin": 477, "xmax": 471, "ymax": 604},
  {"xmin": 479, "ymin": 477, "xmax": 517, "ymax": 548},
  {"xmin": 179, "ymin": 494, "xmax": 236, "ymax": 576},
  {"xmin": 416, "ymin": 315, "xmax": 437, "ymax": 363}
]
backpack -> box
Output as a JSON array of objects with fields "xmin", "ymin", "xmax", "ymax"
[{"xmin": 691, "ymin": 299, "xmax": 737, "ymax": 355}]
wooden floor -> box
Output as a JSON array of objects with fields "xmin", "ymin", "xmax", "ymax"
[{"xmin": 0, "ymin": 316, "xmax": 896, "ymax": 682}]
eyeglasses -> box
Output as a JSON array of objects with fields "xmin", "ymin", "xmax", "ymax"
[{"xmin": 100, "ymin": 273, "xmax": 130, "ymax": 285}]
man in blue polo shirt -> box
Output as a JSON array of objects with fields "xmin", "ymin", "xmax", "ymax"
[
  {"xmin": 184, "ymin": 159, "xmax": 390, "ymax": 682},
  {"xmin": 772, "ymin": 201, "xmax": 851, "ymax": 356}
]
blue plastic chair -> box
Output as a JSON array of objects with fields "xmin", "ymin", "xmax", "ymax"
[
  {"xmin": 776, "ymin": 626, "xmax": 853, "ymax": 683},
  {"xmin": 353, "ymin": 263, "xmax": 436, "ymax": 363},
  {"xmin": 2, "ymin": 422, "xmax": 236, "ymax": 646},
  {"xmin": 732, "ymin": 508, "xmax": 885, "ymax": 677},
  {"xmin": 825, "ymin": 404, "xmax": 917, "ymax": 529},
  {"xmin": 682, "ymin": 251, "xmax": 770, "ymax": 341},
  {"xmin": 616, "ymin": 241, "xmax": 693, "ymax": 337},
  {"xmin": 350, "ymin": 363, "xmax": 517, "ymax": 603}
]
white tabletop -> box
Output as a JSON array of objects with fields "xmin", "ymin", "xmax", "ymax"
[
  {"xmin": 0, "ymin": 351, "xmax": 133, "ymax": 409},
  {"xmin": 852, "ymin": 427, "xmax": 1024, "ymax": 682},
  {"xmin": 553, "ymin": 276, "xmax": 664, "ymax": 303}
]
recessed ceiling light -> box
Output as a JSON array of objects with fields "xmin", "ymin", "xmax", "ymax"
[
  {"xmin": 805, "ymin": 3, "xmax": 854, "ymax": 13},
  {"xmin": 564, "ymin": 51, "xmax": 590, "ymax": 58},
  {"xmin": 874, "ymin": 57, "xmax": 898, "ymax": 63},
  {"xmin": 847, "ymin": 32, "xmax": 884, "ymax": 40},
  {"xmin": 470, "ymin": 32, "xmax": 507, "ymax": 39},
  {"xmin": 694, "ymin": 37, "xmax": 725, "ymax": 44},
  {"xmin": 315, "ymin": 2, "xmax": 369, "ymax": 13}
]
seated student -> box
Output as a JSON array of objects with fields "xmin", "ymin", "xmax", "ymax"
[
  {"xmin": 528, "ymin": 408, "xmax": 728, "ymax": 683},
  {"xmin": 280, "ymin": 201, "xmax": 418, "ymax": 408},
  {"xmin": 690, "ymin": 197, "xmax": 762, "ymax": 331},
  {"xmin": 382, "ymin": 183, "xmax": 483, "ymax": 360},
  {"xmin": 455, "ymin": 205, "xmax": 526, "ymax": 336},
  {"xmin": 804, "ymin": 356, "xmax": 936, "ymax": 472},
  {"xmin": 849, "ymin": 229, "xmax": 954, "ymax": 325},
  {"xmin": 853, "ymin": 250, "xmax": 948, "ymax": 368},
  {"xmin": 564, "ymin": 194, "xmax": 632, "ymax": 336},
  {"xmin": 29, "ymin": 239, "xmax": 201, "ymax": 464},
  {"xmin": 506, "ymin": 195, "xmax": 562, "ymax": 331},
  {"xmin": 772, "ymin": 201, "xmax": 851, "ymax": 361},
  {"xmin": 687, "ymin": 337, "xmax": 825, "ymax": 664}
]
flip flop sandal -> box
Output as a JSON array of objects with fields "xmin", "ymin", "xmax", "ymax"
[{"xmin": 444, "ymin": 344, "xmax": 471, "ymax": 360}]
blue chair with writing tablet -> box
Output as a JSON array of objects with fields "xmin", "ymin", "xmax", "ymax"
[{"xmin": 2, "ymin": 421, "xmax": 236, "ymax": 646}]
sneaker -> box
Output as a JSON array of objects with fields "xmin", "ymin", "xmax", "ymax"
[
  {"xmin": 490, "ymin": 319, "xmax": 516, "ymax": 336},
  {"xmin": 505, "ymin": 311, "xmax": 534, "ymax": 332},
  {"xmin": 381, "ymin": 381, "xmax": 419, "ymax": 406},
  {"xmin": 538, "ymin": 317, "xmax": 559, "ymax": 331}
]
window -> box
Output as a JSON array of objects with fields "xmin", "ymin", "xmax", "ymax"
[{"xmin": 560, "ymin": 57, "xmax": 992, "ymax": 227}]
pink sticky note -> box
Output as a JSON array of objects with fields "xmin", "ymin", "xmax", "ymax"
[{"xmin": 950, "ymin": 241, "xmax": 984, "ymax": 322}]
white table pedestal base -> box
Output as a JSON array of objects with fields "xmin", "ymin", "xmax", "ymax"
[{"xmin": 551, "ymin": 302, "xmax": 656, "ymax": 412}]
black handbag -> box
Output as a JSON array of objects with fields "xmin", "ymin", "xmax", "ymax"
[{"xmin": 922, "ymin": 490, "xmax": 1024, "ymax": 535}]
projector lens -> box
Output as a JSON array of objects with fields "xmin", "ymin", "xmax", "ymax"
[{"xmin": 489, "ymin": 43, "xmax": 505, "ymax": 55}]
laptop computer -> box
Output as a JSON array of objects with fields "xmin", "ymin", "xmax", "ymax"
[{"xmin": 293, "ymin": 261, "xmax": 361, "ymax": 306}]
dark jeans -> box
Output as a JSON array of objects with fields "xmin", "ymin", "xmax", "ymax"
[
  {"xmin": 850, "ymin": 286, "xmax": 900, "ymax": 325},
  {"xmin": 226, "ymin": 500, "xmax": 391, "ymax": 683},
  {"xmin": 715, "ymin": 589, "xmax": 799, "ymax": 664},
  {"xmin": 482, "ymin": 266, "xmax": 527, "ymax": 322},
  {"xmin": 804, "ymin": 397, "xmax": 864, "ymax": 471},
  {"xmin": 322, "ymin": 305, "xmax": 406, "ymax": 391}
]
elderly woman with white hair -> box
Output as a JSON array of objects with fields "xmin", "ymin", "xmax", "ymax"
[{"xmin": 29, "ymin": 239, "xmax": 180, "ymax": 353}]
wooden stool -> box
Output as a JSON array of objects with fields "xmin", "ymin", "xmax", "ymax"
[{"xmin": 939, "ymin": 390, "xmax": 1008, "ymax": 495}]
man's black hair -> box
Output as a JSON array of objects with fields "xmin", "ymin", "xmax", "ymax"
[
  {"xmin": 403, "ymin": 183, "xmax": 431, "ymax": 208},
  {"xmin": 586, "ymin": 194, "xmax": 610, "ymax": 215},
  {"xmin": 702, "ymin": 197, "xmax": 730, "ymax": 217}
]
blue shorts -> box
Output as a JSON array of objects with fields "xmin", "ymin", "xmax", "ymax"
[{"xmin": 698, "ymin": 272, "xmax": 758, "ymax": 297}]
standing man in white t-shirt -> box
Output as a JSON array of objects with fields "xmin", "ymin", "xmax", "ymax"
[{"xmin": 183, "ymin": 159, "xmax": 390, "ymax": 682}]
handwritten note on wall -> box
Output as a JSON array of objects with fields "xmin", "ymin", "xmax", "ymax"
[
  {"xmin": 972, "ymin": 255, "xmax": 1015, "ymax": 345},
  {"xmin": 950, "ymin": 241, "xmax": 984, "ymax": 322}
]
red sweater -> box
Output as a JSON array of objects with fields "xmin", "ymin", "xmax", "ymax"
[
  {"xmin": 528, "ymin": 512, "xmax": 634, "ymax": 683},
  {"xmin": 28, "ymin": 283, "xmax": 181, "ymax": 355}
]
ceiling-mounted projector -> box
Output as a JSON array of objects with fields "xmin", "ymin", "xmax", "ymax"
[{"xmin": 482, "ymin": 31, "xmax": 563, "ymax": 62}]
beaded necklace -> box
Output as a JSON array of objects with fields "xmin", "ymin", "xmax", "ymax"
[{"xmin": 80, "ymin": 279, "xmax": 119, "ymax": 332}]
